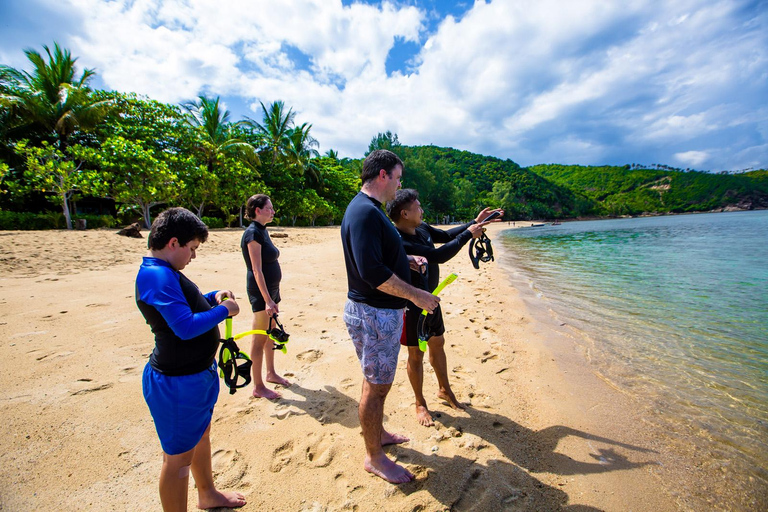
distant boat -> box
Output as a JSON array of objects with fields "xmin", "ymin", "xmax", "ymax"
[
  {"xmin": 551, "ymin": 221, "xmax": 562, "ymax": 226},
  {"xmin": 531, "ymin": 223, "xmax": 546, "ymax": 227}
]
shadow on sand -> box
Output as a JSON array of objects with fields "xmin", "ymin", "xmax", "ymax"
[{"xmin": 277, "ymin": 383, "xmax": 656, "ymax": 510}]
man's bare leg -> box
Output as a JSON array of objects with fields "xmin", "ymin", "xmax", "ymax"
[
  {"xmin": 250, "ymin": 312, "xmax": 280, "ymax": 399},
  {"xmin": 191, "ymin": 425, "xmax": 246, "ymax": 510},
  {"xmin": 428, "ymin": 335, "xmax": 464, "ymax": 410},
  {"xmin": 359, "ymin": 379, "xmax": 414, "ymax": 483},
  {"xmin": 406, "ymin": 346, "xmax": 434, "ymax": 426}
]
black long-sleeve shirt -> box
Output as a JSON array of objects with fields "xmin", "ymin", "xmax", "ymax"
[
  {"xmin": 398, "ymin": 221, "xmax": 474, "ymax": 292},
  {"xmin": 341, "ymin": 192, "xmax": 411, "ymax": 309}
]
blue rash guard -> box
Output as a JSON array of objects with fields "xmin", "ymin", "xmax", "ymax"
[{"xmin": 136, "ymin": 257, "xmax": 229, "ymax": 376}]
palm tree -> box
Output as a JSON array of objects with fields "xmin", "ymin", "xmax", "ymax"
[
  {"xmin": 245, "ymin": 100, "xmax": 296, "ymax": 175},
  {"xmin": 181, "ymin": 95, "xmax": 259, "ymax": 216},
  {"xmin": 286, "ymin": 122, "xmax": 321, "ymax": 185},
  {"xmin": 0, "ymin": 42, "xmax": 112, "ymax": 150},
  {"xmin": 324, "ymin": 149, "xmax": 339, "ymax": 161},
  {"xmin": 0, "ymin": 42, "xmax": 112, "ymax": 229}
]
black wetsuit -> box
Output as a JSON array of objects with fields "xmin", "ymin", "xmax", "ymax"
[
  {"xmin": 398, "ymin": 221, "xmax": 475, "ymax": 344},
  {"xmin": 241, "ymin": 221, "xmax": 282, "ymax": 310},
  {"xmin": 341, "ymin": 192, "xmax": 410, "ymax": 309}
]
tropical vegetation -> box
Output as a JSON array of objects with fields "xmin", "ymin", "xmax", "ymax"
[{"xmin": 1, "ymin": 43, "xmax": 766, "ymax": 230}]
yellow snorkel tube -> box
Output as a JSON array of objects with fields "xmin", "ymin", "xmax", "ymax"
[{"xmin": 418, "ymin": 272, "xmax": 458, "ymax": 352}]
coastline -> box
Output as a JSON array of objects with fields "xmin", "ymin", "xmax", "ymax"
[
  {"xmin": 489, "ymin": 220, "xmax": 767, "ymax": 512},
  {"xmin": 0, "ymin": 226, "xmax": 681, "ymax": 511}
]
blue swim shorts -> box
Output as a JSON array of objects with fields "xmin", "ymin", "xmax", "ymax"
[
  {"xmin": 343, "ymin": 299, "xmax": 404, "ymax": 385},
  {"xmin": 142, "ymin": 361, "xmax": 219, "ymax": 455}
]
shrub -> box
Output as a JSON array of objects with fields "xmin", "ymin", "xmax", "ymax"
[{"xmin": 201, "ymin": 216, "xmax": 225, "ymax": 228}]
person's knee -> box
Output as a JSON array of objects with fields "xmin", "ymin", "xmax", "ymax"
[
  {"xmin": 178, "ymin": 465, "xmax": 190, "ymax": 478},
  {"xmin": 363, "ymin": 380, "xmax": 392, "ymax": 399},
  {"xmin": 428, "ymin": 335, "xmax": 445, "ymax": 350},
  {"xmin": 407, "ymin": 348, "xmax": 424, "ymax": 366}
]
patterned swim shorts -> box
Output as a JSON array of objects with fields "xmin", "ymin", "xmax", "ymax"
[{"xmin": 343, "ymin": 299, "xmax": 404, "ymax": 385}]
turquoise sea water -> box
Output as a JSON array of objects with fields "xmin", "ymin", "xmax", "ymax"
[{"xmin": 499, "ymin": 211, "xmax": 768, "ymax": 502}]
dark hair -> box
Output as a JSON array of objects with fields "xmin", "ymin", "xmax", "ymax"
[
  {"xmin": 386, "ymin": 188, "xmax": 419, "ymax": 222},
  {"xmin": 147, "ymin": 207, "xmax": 209, "ymax": 250},
  {"xmin": 246, "ymin": 194, "xmax": 271, "ymax": 220},
  {"xmin": 361, "ymin": 149, "xmax": 403, "ymax": 185}
]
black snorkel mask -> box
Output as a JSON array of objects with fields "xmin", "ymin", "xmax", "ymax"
[
  {"xmin": 267, "ymin": 314, "xmax": 290, "ymax": 353},
  {"xmin": 469, "ymin": 233, "xmax": 494, "ymax": 269},
  {"xmin": 218, "ymin": 333, "xmax": 253, "ymax": 395}
]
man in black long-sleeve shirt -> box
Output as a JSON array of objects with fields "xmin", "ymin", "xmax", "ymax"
[
  {"xmin": 387, "ymin": 188, "xmax": 502, "ymax": 427},
  {"xmin": 340, "ymin": 150, "xmax": 439, "ymax": 484}
]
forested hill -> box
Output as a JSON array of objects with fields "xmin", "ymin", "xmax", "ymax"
[
  {"xmin": 392, "ymin": 144, "xmax": 596, "ymax": 221},
  {"xmin": 389, "ymin": 141, "xmax": 767, "ymax": 221},
  {"xmin": 527, "ymin": 164, "xmax": 768, "ymax": 217}
]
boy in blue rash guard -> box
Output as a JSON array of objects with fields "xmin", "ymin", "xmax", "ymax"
[{"xmin": 136, "ymin": 207, "xmax": 245, "ymax": 512}]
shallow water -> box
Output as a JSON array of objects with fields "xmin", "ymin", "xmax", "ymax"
[{"xmin": 499, "ymin": 211, "xmax": 768, "ymax": 506}]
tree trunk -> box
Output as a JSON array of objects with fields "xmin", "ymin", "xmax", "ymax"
[
  {"xmin": 62, "ymin": 192, "xmax": 73, "ymax": 230},
  {"xmin": 140, "ymin": 201, "xmax": 152, "ymax": 229},
  {"xmin": 239, "ymin": 205, "xmax": 244, "ymax": 227}
]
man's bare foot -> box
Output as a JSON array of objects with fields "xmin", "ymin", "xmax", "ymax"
[
  {"xmin": 438, "ymin": 390, "xmax": 466, "ymax": 410},
  {"xmin": 266, "ymin": 373, "xmax": 291, "ymax": 387},
  {"xmin": 415, "ymin": 404, "xmax": 434, "ymax": 427},
  {"xmin": 198, "ymin": 490, "xmax": 246, "ymax": 509},
  {"xmin": 364, "ymin": 454, "xmax": 414, "ymax": 484},
  {"xmin": 381, "ymin": 429, "xmax": 409, "ymax": 446},
  {"xmin": 252, "ymin": 385, "xmax": 281, "ymax": 399}
]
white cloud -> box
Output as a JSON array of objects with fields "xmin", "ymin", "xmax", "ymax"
[
  {"xmin": 675, "ymin": 150, "xmax": 709, "ymax": 167},
  {"xmin": 3, "ymin": 0, "xmax": 766, "ymax": 169}
]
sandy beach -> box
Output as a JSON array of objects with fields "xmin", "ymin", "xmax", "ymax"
[{"xmin": 0, "ymin": 223, "xmax": 686, "ymax": 511}]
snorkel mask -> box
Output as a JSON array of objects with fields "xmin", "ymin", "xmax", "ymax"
[
  {"xmin": 219, "ymin": 317, "xmax": 253, "ymax": 394},
  {"xmin": 267, "ymin": 314, "xmax": 290, "ymax": 353}
]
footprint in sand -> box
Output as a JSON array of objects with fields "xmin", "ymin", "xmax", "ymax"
[
  {"xmin": 211, "ymin": 449, "xmax": 250, "ymax": 488},
  {"xmin": 452, "ymin": 469, "xmax": 487, "ymax": 511},
  {"xmin": 304, "ymin": 433, "xmax": 336, "ymax": 468},
  {"xmin": 270, "ymin": 440, "xmax": 295, "ymax": 473},
  {"xmin": 296, "ymin": 349, "xmax": 322, "ymax": 363},
  {"xmin": 71, "ymin": 383, "xmax": 113, "ymax": 395},
  {"xmin": 36, "ymin": 350, "xmax": 74, "ymax": 362},
  {"xmin": 479, "ymin": 351, "xmax": 497, "ymax": 363},
  {"xmin": 339, "ymin": 378, "xmax": 354, "ymax": 390}
]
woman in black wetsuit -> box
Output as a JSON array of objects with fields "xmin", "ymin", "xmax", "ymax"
[{"xmin": 241, "ymin": 194, "xmax": 290, "ymax": 399}]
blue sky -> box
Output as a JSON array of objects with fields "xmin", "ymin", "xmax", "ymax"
[{"xmin": 1, "ymin": 0, "xmax": 767, "ymax": 171}]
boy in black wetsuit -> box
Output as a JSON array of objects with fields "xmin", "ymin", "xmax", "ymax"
[
  {"xmin": 136, "ymin": 207, "xmax": 245, "ymax": 511},
  {"xmin": 387, "ymin": 189, "xmax": 502, "ymax": 427}
]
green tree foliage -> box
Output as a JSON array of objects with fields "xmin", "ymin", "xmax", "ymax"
[
  {"xmin": 0, "ymin": 43, "xmax": 112, "ymax": 151},
  {"xmin": 529, "ymin": 164, "xmax": 768, "ymax": 215},
  {"xmin": 14, "ymin": 141, "xmax": 101, "ymax": 229},
  {"xmin": 71, "ymin": 136, "xmax": 179, "ymax": 228},
  {"xmin": 3, "ymin": 44, "xmax": 766, "ymax": 230}
]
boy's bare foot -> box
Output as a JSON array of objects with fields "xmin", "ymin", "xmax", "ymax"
[
  {"xmin": 381, "ymin": 429, "xmax": 409, "ymax": 446},
  {"xmin": 252, "ymin": 385, "xmax": 281, "ymax": 399},
  {"xmin": 415, "ymin": 404, "xmax": 434, "ymax": 427},
  {"xmin": 438, "ymin": 390, "xmax": 466, "ymax": 410},
  {"xmin": 266, "ymin": 373, "xmax": 291, "ymax": 387},
  {"xmin": 198, "ymin": 490, "xmax": 246, "ymax": 509},
  {"xmin": 364, "ymin": 454, "xmax": 414, "ymax": 484}
]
